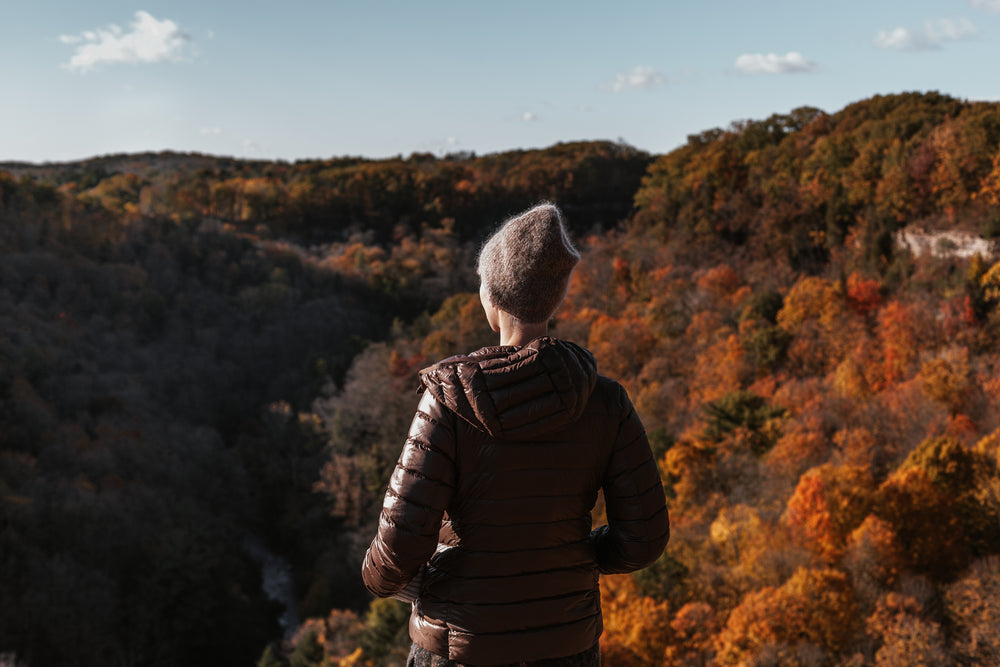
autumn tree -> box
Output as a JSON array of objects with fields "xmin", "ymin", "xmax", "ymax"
[
  {"xmin": 714, "ymin": 568, "xmax": 857, "ymax": 665},
  {"xmin": 944, "ymin": 556, "xmax": 1000, "ymax": 666},
  {"xmin": 917, "ymin": 346, "xmax": 974, "ymax": 414},
  {"xmin": 599, "ymin": 574, "xmax": 672, "ymax": 665},
  {"xmin": 867, "ymin": 591, "xmax": 954, "ymax": 667},
  {"xmin": 842, "ymin": 515, "xmax": 905, "ymax": 608},
  {"xmin": 877, "ymin": 299, "xmax": 919, "ymax": 386},
  {"xmin": 874, "ymin": 466, "xmax": 969, "ymax": 578},
  {"xmin": 776, "ymin": 276, "xmax": 862, "ymax": 376},
  {"xmin": 784, "ymin": 464, "xmax": 875, "ymax": 562},
  {"xmin": 902, "ymin": 435, "xmax": 1000, "ymax": 557},
  {"xmin": 664, "ymin": 602, "xmax": 719, "ymax": 667}
]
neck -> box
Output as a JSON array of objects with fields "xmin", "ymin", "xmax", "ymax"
[{"xmin": 498, "ymin": 315, "xmax": 549, "ymax": 347}]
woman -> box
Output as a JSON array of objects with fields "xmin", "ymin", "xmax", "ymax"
[{"xmin": 362, "ymin": 203, "xmax": 669, "ymax": 666}]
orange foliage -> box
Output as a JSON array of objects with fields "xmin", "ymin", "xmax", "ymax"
[
  {"xmin": 684, "ymin": 309, "xmax": 726, "ymax": 348},
  {"xmin": 599, "ymin": 574, "xmax": 671, "ymax": 665},
  {"xmin": 587, "ymin": 313, "xmax": 658, "ymax": 382},
  {"xmin": 842, "ymin": 515, "xmax": 904, "ymax": 589},
  {"xmin": 709, "ymin": 505, "xmax": 763, "ymax": 562},
  {"xmin": 944, "ymin": 556, "xmax": 1000, "ymax": 665},
  {"xmin": 633, "ymin": 357, "xmax": 686, "ymax": 432},
  {"xmin": 314, "ymin": 454, "xmax": 366, "ymax": 527},
  {"xmin": 945, "ymin": 413, "xmax": 978, "ymax": 444},
  {"xmin": 714, "ymin": 568, "xmax": 857, "ymax": 664},
  {"xmin": 766, "ymin": 414, "xmax": 829, "ymax": 483},
  {"xmin": 687, "ymin": 334, "xmax": 749, "ymax": 407},
  {"xmin": 664, "ymin": 602, "xmax": 719, "ymax": 667},
  {"xmin": 832, "ymin": 335, "xmax": 881, "ymax": 401},
  {"xmin": 777, "ymin": 276, "xmax": 860, "ymax": 376},
  {"xmin": 419, "ymin": 292, "xmax": 495, "ymax": 361},
  {"xmin": 784, "ymin": 464, "xmax": 875, "ymax": 562},
  {"xmin": 982, "ymin": 260, "xmax": 1000, "ymax": 304},
  {"xmin": 867, "ymin": 592, "xmax": 952, "ymax": 666},
  {"xmin": 845, "ymin": 272, "xmax": 883, "ymax": 316},
  {"xmin": 287, "ymin": 609, "xmax": 365, "ymax": 664},
  {"xmin": 662, "ymin": 439, "xmax": 717, "ymax": 515},
  {"xmin": 832, "ymin": 427, "xmax": 887, "ymax": 471},
  {"xmin": 977, "ymin": 427, "xmax": 1000, "ymax": 460},
  {"xmin": 696, "ymin": 263, "xmax": 750, "ymax": 308},
  {"xmin": 777, "ymin": 277, "xmax": 838, "ymax": 330},
  {"xmin": 917, "ymin": 346, "xmax": 973, "ymax": 413},
  {"xmin": 976, "ymin": 148, "xmax": 1000, "ymax": 206},
  {"xmin": 878, "ymin": 301, "xmax": 918, "ymax": 386}
]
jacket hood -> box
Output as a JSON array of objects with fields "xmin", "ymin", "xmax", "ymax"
[{"xmin": 418, "ymin": 337, "xmax": 598, "ymax": 439}]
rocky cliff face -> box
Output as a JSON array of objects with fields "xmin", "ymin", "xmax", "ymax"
[{"xmin": 896, "ymin": 228, "xmax": 998, "ymax": 259}]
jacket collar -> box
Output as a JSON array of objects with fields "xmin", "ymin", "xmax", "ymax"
[{"xmin": 418, "ymin": 337, "xmax": 597, "ymax": 438}]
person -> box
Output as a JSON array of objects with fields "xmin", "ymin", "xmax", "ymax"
[{"xmin": 362, "ymin": 203, "xmax": 669, "ymax": 666}]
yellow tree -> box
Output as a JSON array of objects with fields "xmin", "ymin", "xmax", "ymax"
[
  {"xmin": 917, "ymin": 346, "xmax": 973, "ymax": 414},
  {"xmin": 664, "ymin": 602, "xmax": 718, "ymax": 667},
  {"xmin": 599, "ymin": 574, "xmax": 672, "ymax": 665},
  {"xmin": 777, "ymin": 276, "xmax": 861, "ymax": 376},
  {"xmin": 714, "ymin": 567, "xmax": 857, "ymax": 665},
  {"xmin": 981, "ymin": 259, "xmax": 1000, "ymax": 302},
  {"xmin": 976, "ymin": 148, "xmax": 1000, "ymax": 206},
  {"xmin": 832, "ymin": 335, "xmax": 881, "ymax": 403}
]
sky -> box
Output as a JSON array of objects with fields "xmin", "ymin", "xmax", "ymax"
[{"xmin": 4, "ymin": 0, "xmax": 1000, "ymax": 164}]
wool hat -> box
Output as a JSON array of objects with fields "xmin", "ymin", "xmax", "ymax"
[{"xmin": 477, "ymin": 203, "xmax": 580, "ymax": 323}]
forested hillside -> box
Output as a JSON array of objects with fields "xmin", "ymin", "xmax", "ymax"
[
  {"xmin": 3, "ymin": 93, "xmax": 1000, "ymax": 667},
  {"xmin": 0, "ymin": 142, "xmax": 650, "ymax": 666}
]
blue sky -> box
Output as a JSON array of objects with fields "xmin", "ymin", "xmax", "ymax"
[{"xmin": 4, "ymin": 0, "xmax": 1000, "ymax": 163}]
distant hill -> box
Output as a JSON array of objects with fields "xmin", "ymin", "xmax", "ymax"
[
  {"xmin": 632, "ymin": 91, "xmax": 1000, "ymax": 271},
  {"xmin": 2, "ymin": 140, "xmax": 653, "ymax": 244}
]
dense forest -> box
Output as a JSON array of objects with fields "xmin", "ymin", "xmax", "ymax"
[{"xmin": 3, "ymin": 92, "xmax": 1000, "ymax": 666}]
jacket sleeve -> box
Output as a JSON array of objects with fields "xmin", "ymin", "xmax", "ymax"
[
  {"xmin": 362, "ymin": 390, "xmax": 457, "ymax": 598},
  {"xmin": 591, "ymin": 384, "xmax": 669, "ymax": 574}
]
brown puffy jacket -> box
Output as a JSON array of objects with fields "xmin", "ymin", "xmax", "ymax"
[{"xmin": 362, "ymin": 337, "xmax": 669, "ymax": 665}]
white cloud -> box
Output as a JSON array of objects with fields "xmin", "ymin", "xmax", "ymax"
[
  {"xmin": 200, "ymin": 127, "xmax": 222, "ymax": 136},
  {"xmin": 926, "ymin": 17, "xmax": 978, "ymax": 41},
  {"xmin": 874, "ymin": 27, "xmax": 930, "ymax": 51},
  {"xmin": 971, "ymin": 0, "xmax": 1000, "ymax": 13},
  {"xmin": 607, "ymin": 65, "xmax": 665, "ymax": 92},
  {"xmin": 522, "ymin": 111, "xmax": 537, "ymax": 122},
  {"xmin": 60, "ymin": 11, "xmax": 190, "ymax": 72},
  {"xmin": 874, "ymin": 17, "xmax": 977, "ymax": 51},
  {"xmin": 734, "ymin": 52, "xmax": 818, "ymax": 74}
]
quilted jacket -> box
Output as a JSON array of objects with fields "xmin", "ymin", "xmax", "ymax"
[{"xmin": 361, "ymin": 337, "xmax": 669, "ymax": 665}]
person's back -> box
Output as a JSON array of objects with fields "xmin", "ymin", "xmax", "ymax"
[{"xmin": 361, "ymin": 204, "xmax": 669, "ymax": 666}]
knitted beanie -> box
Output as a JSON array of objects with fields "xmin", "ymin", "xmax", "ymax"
[{"xmin": 477, "ymin": 203, "xmax": 580, "ymax": 323}]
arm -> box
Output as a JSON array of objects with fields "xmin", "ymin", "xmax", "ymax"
[
  {"xmin": 592, "ymin": 385, "xmax": 669, "ymax": 574},
  {"xmin": 362, "ymin": 391, "xmax": 456, "ymax": 598}
]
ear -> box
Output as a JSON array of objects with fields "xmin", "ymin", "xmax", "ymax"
[{"xmin": 479, "ymin": 282, "xmax": 501, "ymax": 333}]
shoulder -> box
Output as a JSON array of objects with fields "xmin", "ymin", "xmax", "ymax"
[{"xmin": 589, "ymin": 375, "xmax": 636, "ymax": 417}]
